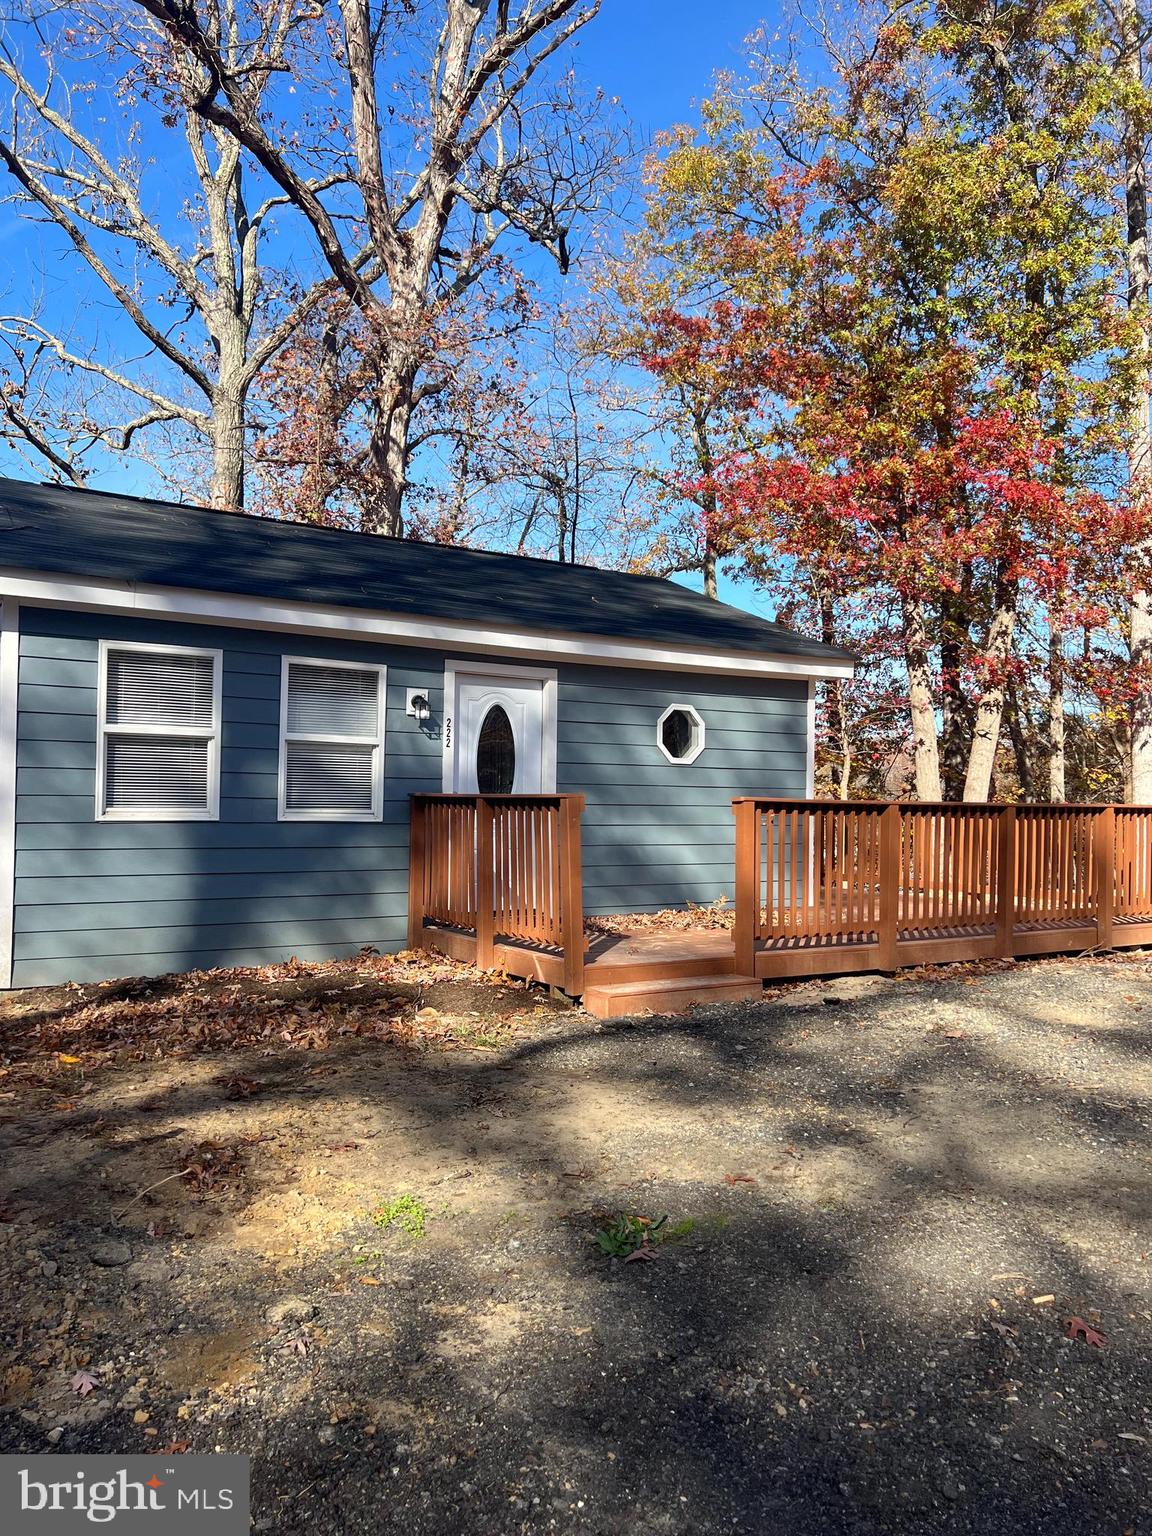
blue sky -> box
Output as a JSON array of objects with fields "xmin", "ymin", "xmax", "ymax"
[
  {"xmin": 564, "ymin": 2, "xmax": 780, "ymax": 615},
  {"xmin": 577, "ymin": 2, "xmax": 764, "ymax": 138}
]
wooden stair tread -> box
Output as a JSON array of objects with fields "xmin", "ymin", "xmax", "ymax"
[{"xmin": 582, "ymin": 972, "xmax": 762, "ymax": 1020}]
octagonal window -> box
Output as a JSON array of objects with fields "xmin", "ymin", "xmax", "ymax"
[{"xmin": 657, "ymin": 704, "xmax": 705, "ymax": 764}]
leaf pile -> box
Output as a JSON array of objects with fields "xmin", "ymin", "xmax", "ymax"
[
  {"xmin": 181, "ymin": 1138, "xmax": 250, "ymax": 1197},
  {"xmin": 586, "ymin": 897, "xmax": 734, "ymax": 936},
  {"xmin": 0, "ymin": 949, "xmax": 500, "ymax": 1093}
]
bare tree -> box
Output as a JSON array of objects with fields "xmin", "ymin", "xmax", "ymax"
[
  {"xmin": 129, "ymin": 0, "xmax": 617, "ymax": 534},
  {"xmin": 0, "ymin": 2, "xmax": 361, "ymax": 506}
]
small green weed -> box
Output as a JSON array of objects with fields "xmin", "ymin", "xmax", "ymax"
[
  {"xmin": 663, "ymin": 1217, "xmax": 696, "ymax": 1241},
  {"xmin": 370, "ymin": 1193, "xmax": 428, "ymax": 1240},
  {"xmin": 593, "ymin": 1212, "xmax": 667, "ymax": 1258},
  {"xmin": 452, "ymin": 1018, "xmax": 517, "ymax": 1049}
]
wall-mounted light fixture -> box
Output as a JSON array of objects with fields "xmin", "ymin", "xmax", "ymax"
[{"xmin": 405, "ymin": 688, "xmax": 432, "ymax": 723}]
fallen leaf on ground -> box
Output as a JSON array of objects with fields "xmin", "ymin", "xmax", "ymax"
[
  {"xmin": 1065, "ymin": 1316, "xmax": 1107, "ymax": 1348},
  {"xmin": 724, "ymin": 1173, "xmax": 756, "ymax": 1186},
  {"xmin": 624, "ymin": 1246, "xmax": 657, "ymax": 1263},
  {"xmin": 358, "ymin": 1275, "xmax": 382, "ymax": 1287},
  {"xmin": 217, "ymin": 1075, "xmax": 261, "ymax": 1100},
  {"xmin": 989, "ymin": 1320, "xmax": 1019, "ymax": 1339},
  {"xmin": 70, "ymin": 1371, "xmax": 97, "ymax": 1397}
]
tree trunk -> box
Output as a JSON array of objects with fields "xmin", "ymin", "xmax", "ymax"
[
  {"xmin": 1048, "ymin": 622, "xmax": 1066, "ymax": 801},
  {"xmin": 903, "ymin": 595, "xmax": 943, "ymax": 801},
  {"xmin": 701, "ymin": 538, "xmax": 717, "ymax": 599},
  {"xmin": 1006, "ymin": 682, "xmax": 1034, "ymax": 800},
  {"xmin": 938, "ymin": 581, "xmax": 970, "ymax": 799},
  {"xmin": 1123, "ymin": 0, "xmax": 1152, "ymax": 801},
  {"xmin": 363, "ymin": 364, "xmax": 414, "ymax": 537},
  {"xmin": 819, "ymin": 594, "xmax": 850, "ymax": 797},
  {"xmin": 208, "ymin": 383, "xmax": 245, "ymax": 510},
  {"xmin": 963, "ymin": 584, "xmax": 1017, "ymax": 802},
  {"xmin": 692, "ymin": 402, "xmax": 720, "ymax": 598}
]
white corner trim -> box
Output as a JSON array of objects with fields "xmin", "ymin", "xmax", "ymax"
[
  {"xmin": 805, "ymin": 678, "xmax": 817, "ymax": 797},
  {"xmin": 0, "ymin": 602, "xmax": 17, "ymax": 988},
  {"xmin": 277, "ymin": 654, "xmax": 387, "ymax": 821},
  {"xmin": 442, "ymin": 658, "xmax": 558, "ymax": 794},
  {"xmin": 95, "ymin": 638, "xmax": 223, "ymax": 821},
  {"xmin": 0, "ymin": 568, "xmax": 855, "ymax": 682},
  {"xmin": 656, "ymin": 703, "xmax": 706, "ymax": 765}
]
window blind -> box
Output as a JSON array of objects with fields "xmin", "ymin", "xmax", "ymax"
[
  {"xmin": 106, "ymin": 649, "xmax": 215, "ymax": 729},
  {"xmin": 106, "ymin": 735, "xmax": 211, "ymax": 810},
  {"xmin": 284, "ymin": 742, "xmax": 375, "ymax": 813},
  {"xmin": 286, "ymin": 663, "xmax": 379, "ymax": 738}
]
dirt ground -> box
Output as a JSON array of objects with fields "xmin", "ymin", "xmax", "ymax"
[{"xmin": 1, "ymin": 949, "xmax": 1150, "ymax": 1535}]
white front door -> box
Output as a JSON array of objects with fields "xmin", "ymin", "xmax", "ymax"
[{"xmin": 447, "ymin": 671, "xmax": 551, "ymax": 794}]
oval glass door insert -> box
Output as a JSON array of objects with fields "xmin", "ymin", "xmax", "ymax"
[{"xmin": 476, "ymin": 704, "xmax": 515, "ymax": 794}]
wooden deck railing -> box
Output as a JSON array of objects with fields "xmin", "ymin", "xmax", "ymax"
[
  {"xmin": 733, "ymin": 799, "xmax": 1152, "ymax": 979},
  {"xmin": 407, "ymin": 793, "xmax": 585, "ymax": 994}
]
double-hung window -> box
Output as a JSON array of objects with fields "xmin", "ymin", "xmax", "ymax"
[
  {"xmin": 278, "ymin": 658, "xmax": 386, "ymax": 820},
  {"xmin": 97, "ymin": 641, "xmax": 222, "ymax": 820}
]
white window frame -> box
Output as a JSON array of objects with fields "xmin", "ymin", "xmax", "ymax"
[
  {"xmin": 96, "ymin": 638, "xmax": 223, "ymax": 822},
  {"xmin": 278, "ymin": 655, "xmax": 387, "ymax": 822},
  {"xmin": 656, "ymin": 703, "xmax": 706, "ymax": 765}
]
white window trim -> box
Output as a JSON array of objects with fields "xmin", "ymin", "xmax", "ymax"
[
  {"xmin": 656, "ymin": 703, "xmax": 706, "ymax": 765},
  {"xmin": 441, "ymin": 658, "xmax": 558, "ymax": 794},
  {"xmin": 278, "ymin": 655, "xmax": 387, "ymax": 822},
  {"xmin": 95, "ymin": 638, "xmax": 222, "ymax": 822},
  {"xmin": 0, "ymin": 602, "xmax": 19, "ymax": 988}
]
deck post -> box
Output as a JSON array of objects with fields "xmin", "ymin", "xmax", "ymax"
[
  {"xmin": 994, "ymin": 805, "xmax": 1016, "ymax": 958},
  {"xmin": 1094, "ymin": 804, "xmax": 1115, "ymax": 952},
  {"xmin": 877, "ymin": 803, "xmax": 901, "ymax": 972},
  {"xmin": 475, "ymin": 795, "xmax": 496, "ymax": 969},
  {"xmin": 560, "ymin": 794, "xmax": 586, "ymax": 996},
  {"xmin": 406, "ymin": 796, "xmax": 428, "ymax": 951},
  {"xmin": 732, "ymin": 799, "xmax": 758, "ymax": 976}
]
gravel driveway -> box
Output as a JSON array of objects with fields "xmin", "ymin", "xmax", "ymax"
[{"xmin": 1, "ymin": 953, "xmax": 1150, "ymax": 1534}]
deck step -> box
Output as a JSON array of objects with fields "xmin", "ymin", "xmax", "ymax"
[
  {"xmin": 585, "ymin": 954, "xmax": 739, "ymax": 986},
  {"xmin": 582, "ymin": 973, "xmax": 762, "ymax": 1020}
]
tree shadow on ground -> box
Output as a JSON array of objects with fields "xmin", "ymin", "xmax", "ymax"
[{"xmin": 1, "ymin": 958, "xmax": 1150, "ymax": 1535}]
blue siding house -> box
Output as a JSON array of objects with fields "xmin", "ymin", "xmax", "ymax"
[{"xmin": 0, "ymin": 479, "xmax": 854, "ymax": 989}]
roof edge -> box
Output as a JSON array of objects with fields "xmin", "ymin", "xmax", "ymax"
[{"xmin": 0, "ymin": 567, "xmax": 857, "ymax": 680}]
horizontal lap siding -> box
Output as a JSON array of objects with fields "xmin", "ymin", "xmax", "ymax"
[
  {"xmin": 11, "ymin": 609, "xmax": 817, "ymax": 982},
  {"xmin": 12, "ymin": 610, "xmax": 445, "ymax": 986},
  {"xmin": 556, "ymin": 665, "xmax": 808, "ymax": 914}
]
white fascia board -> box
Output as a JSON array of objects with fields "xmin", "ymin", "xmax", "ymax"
[{"xmin": 0, "ymin": 568, "xmax": 856, "ymax": 682}]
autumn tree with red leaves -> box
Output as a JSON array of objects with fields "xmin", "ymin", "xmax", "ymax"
[{"xmin": 623, "ymin": 6, "xmax": 1149, "ymax": 801}]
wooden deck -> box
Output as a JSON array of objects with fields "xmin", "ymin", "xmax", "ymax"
[
  {"xmin": 423, "ymin": 913, "xmax": 1152, "ymax": 1017},
  {"xmin": 408, "ymin": 795, "xmax": 1152, "ymax": 1019}
]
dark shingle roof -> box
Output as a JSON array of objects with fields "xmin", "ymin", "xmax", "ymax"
[{"xmin": 0, "ymin": 478, "xmax": 853, "ymax": 663}]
